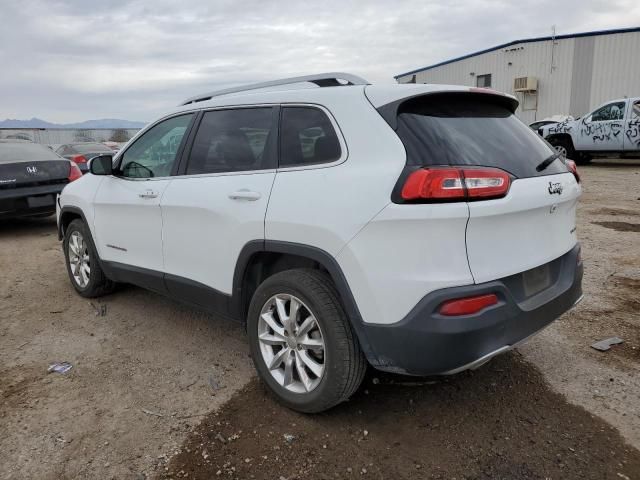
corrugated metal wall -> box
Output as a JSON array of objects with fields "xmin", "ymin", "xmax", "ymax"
[{"xmin": 397, "ymin": 30, "xmax": 640, "ymax": 124}]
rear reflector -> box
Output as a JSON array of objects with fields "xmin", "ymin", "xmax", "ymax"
[
  {"xmin": 71, "ymin": 154, "xmax": 88, "ymax": 164},
  {"xmin": 439, "ymin": 293, "xmax": 498, "ymax": 316},
  {"xmin": 401, "ymin": 167, "xmax": 510, "ymax": 202},
  {"xmin": 68, "ymin": 161, "xmax": 83, "ymax": 182}
]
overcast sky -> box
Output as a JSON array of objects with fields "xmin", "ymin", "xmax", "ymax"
[{"xmin": 1, "ymin": 0, "xmax": 639, "ymax": 123}]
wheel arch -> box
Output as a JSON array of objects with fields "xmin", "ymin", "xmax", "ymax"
[
  {"xmin": 58, "ymin": 206, "xmax": 88, "ymax": 241},
  {"xmin": 233, "ymin": 240, "xmax": 377, "ymax": 363},
  {"xmin": 545, "ymin": 133, "xmax": 575, "ymax": 148}
]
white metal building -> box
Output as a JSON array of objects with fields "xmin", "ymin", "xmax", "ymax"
[{"xmin": 395, "ymin": 27, "xmax": 640, "ymax": 124}]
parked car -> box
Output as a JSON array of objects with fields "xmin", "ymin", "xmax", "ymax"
[
  {"xmin": 529, "ymin": 115, "xmax": 573, "ymax": 131},
  {"xmin": 55, "ymin": 142, "xmax": 114, "ymax": 173},
  {"xmin": 56, "ymin": 73, "xmax": 584, "ymax": 412},
  {"xmin": 0, "ymin": 140, "xmax": 82, "ymax": 219},
  {"xmin": 103, "ymin": 141, "xmax": 123, "ymax": 153},
  {"xmin": 539, "ymin": 97, "xmax": 640, "ymax": 163}
]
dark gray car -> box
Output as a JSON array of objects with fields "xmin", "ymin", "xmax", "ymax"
[{"xmin": 0, "ymin": 140, "xmax": 82, "ymax": 219}]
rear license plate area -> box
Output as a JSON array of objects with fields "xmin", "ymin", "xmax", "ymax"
[
  {"xmin": 27, "ymin": 194, "xmax": 54, "ymax": 208},
  {"xmin": 523, "ymin": 264, "xmax": 551, "ymax": 297}
]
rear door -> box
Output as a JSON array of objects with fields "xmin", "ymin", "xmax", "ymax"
[
  {"xmin": 160, "ymin": 107, "xmax": 277, "ymax": 304},
  {"xmin": 624, "ymin": 99, "xmax": 640, "ymax": 151},
  {"xmin": 392, "ymin": 92, "xmax": 580, "ymax": 284},
  {"xmin": 93, "ymin": 113, "xmax": 194, "ymax": 278},
  {"xmin": 575, "ymin": 100, "xmax": 626, "ymax": 151}
]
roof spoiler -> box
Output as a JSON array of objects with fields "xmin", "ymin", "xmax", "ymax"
[{"xmin": 375, "ymin": 89, "xmax": 519, "ymax": 130}]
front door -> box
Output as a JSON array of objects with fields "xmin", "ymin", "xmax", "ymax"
[
  {"xmin": 161, "ymin": 107, "xmax": 278, "ymax": 307},
  {"xmin": 575, "ymin": 100, "xmax": 627, "ymax": 151},
  {"xmin": 93, "ymin": 113, "xmax": 195, "ymax": 283},
  {"xmin": 624, "ymin": 99, "xmax": 640, "ymax": 151}
]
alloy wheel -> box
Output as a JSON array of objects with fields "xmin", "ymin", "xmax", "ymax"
[
  {"xmin": 68, "ymin": 231, "xmax": 90, "ymax": 288},
  {"xmin": 258, "ymin": 294, "xmax": 326, "ymax": 394},
  {"xmin": 554, "ymin": 145, "xmax": 568, "ymax": 157}
]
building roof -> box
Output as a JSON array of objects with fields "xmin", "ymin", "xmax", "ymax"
[{"xmin": 395, "ymin": 26, "xmax": 640, "ymax": 79}]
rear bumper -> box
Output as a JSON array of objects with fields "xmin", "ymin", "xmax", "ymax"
[
  {"xmin": 361, "ymin": 244, "xmax": 583, "ymax": 375},
  {"xmin": 0, "ymin": 184, "xmax": 65, "ymax": 219}
]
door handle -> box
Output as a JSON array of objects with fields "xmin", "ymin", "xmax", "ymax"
[
  {"xmin": 228, "ymin": 190, "xmax": 261, "ymax": 201},
  {"xmin": 139, "ymin": 189, "xmax": 159, "ymax": 199}
]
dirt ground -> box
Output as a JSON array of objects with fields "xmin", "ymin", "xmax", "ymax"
[{"xmin": 1, "ymin": 160, "xmax": 639, "ymax": 479}]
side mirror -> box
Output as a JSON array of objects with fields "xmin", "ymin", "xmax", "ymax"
[{"xmin": 89, "ymin": 155, "xmax": 114, "ymax": 175}]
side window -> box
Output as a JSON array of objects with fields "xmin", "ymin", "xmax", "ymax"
[
  {"xmin": 591, "ymin": 102, "xmax": 626, "ymax": 122},
  {"xmin": 632, "ymin": 100, "xmax": 640, "ymax": 119},
  {"xmin": 186, "ymin": 108, "xmax": 275, "ymax": 175},
  {"xmin": 280, "ymin": 107, "xmax": 341, "ymax": 167},
  {"xmin": 119, "ymin": 114, "xmax": 193, "ymax": 178},
  {"xmin": 476, "ymin": 74, "xmax": 492, "ymax": 88}
]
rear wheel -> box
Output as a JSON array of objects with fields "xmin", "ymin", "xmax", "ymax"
[
  {"xmin": 63, "ymin": 219, "xmax": 115, "ymax": 298},
  {"xmin": 247, "ymin": 269, "xmax": 366, "ymax": 413},
  {"xmin": 549, "ymin": 137, "xmax": 576, "ymax": 160}
]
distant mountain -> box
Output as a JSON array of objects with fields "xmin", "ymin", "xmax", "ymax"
[{"xmin": 0, "ymin": 117, "xmax": 147, "ymax": 129}]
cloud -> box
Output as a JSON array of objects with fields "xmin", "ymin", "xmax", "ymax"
[{"xmin": 1, "ymin": 0, "xmax": 638, "ymax": 122}]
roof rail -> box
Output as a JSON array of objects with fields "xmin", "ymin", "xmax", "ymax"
[{"xmin": 180, "ymin": 72, "xmax": 369, "ymax": 106}]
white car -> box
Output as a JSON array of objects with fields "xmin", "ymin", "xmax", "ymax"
[
  {"xmin": 539, "ymin": 97, "xmax": 640, "ymax": 163},
  {"xmin": 57, "ymin": 73, "xmax": 584, "ymax": 412}
]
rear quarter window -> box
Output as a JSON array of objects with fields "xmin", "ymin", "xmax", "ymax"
[
  {"xmin": 279, "ymin": 107, "xmax": 341, "ymax": 167},
  {"xmin": 394, "ymin": 93, "xmax": 567, "ymax": 178}
]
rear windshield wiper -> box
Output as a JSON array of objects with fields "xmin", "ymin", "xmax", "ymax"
[{"xmin": 536, "ymin": 152, "xmax": 561, "ymax": 172}]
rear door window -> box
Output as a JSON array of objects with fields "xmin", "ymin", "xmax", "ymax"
[
  {"xmin": 394, "ymin": 94, "xmax": 566, "ymax": 178},
  {"xmin": 185, "ymin": 108, "xmax": 276, "ymax": 174},
  {"xmin": 279, "ymin": 107, "xmax": 341, "ymax": 167}
]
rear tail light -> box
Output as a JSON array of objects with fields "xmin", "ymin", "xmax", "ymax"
[
  {"xmin": 71, "ymin": 154, "xmax": 88, "ymax": 164},
  {"xmin": 439, "ymin": 293, "xmax": 498, "ymax": 316},
  {"xmin": 565, "ymin": 159, "xmax": 580, "ymax": 183},
  {"xmin": 401, "ymin": 167, "xmax": 511, "ymax": 202},
  {"xmin": 68, "ymin": 161, "xmax": 83, "ymax": 182}
]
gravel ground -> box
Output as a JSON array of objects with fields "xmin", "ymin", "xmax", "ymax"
[{"xmin": 1, "ymin": 160, "xmax": 639, "ymax": 479}]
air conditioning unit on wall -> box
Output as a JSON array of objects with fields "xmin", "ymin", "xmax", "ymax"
[{"xmin": 514, "ymin": 76, "xmax": 538, "ymax": 92}]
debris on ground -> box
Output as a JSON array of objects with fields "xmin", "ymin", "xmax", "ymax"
[
  {"xmin": 591, "ymin": 337, "xmax": 624, "ymax": 352},
  {"xmin": 283, "ymin": 433, "xmax": 295, "ymax": 444},
  {"xmin": 90, "ymin": 302, "xmax": 107, "ymax": 317},
  {"xmin": 141, "ymin": 408, "xmax": 164, "ymax": 417},
  {"xmin": 47, "ymin": 362, "xmax": 73, "ymax": 374},
  {"xmin": 208, "ymin": 374, "xmax": 221, "ymax": 393}
]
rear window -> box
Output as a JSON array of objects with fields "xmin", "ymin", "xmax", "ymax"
[
  {"xmin": 0, "ymin": 142, "xmax": 61, "ymax": 164},
  {"xmin": 394, "ymin": 94, "xmax": 567, "ymax": 178}
]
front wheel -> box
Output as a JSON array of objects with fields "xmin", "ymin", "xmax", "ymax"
[
  {"xmin": 549, "ymin": 137, "xmax": 576, "ymax": 160},
  {"xmin": 247, "ymin": 269, "xmax": 366, "ymax": 413},
  {"xmin": 63, "ymin": 219, "xmax": 115, "ymax": 298}
]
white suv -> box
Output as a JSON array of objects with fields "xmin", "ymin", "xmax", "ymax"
[{"xmin": 57, "ymin": 73, "xmax": 584, "ymax": 412}]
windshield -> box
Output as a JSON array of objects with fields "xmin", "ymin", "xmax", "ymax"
[{"xmin": 393, "ymin": 94, "xmax": 569, "ymax": 178}]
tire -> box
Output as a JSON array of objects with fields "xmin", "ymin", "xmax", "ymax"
[
  {"xmin": 63, "ymin": 219, "xmax": 115, "ymax": 298},
  {"xmin": 575, "ymin": 153, "xmax": 592, "ymax": 165},
  {"xmin": 549, "ymin": 137, "xmax": 576, "ymax": 160},
  {"xmin": 247, "ymin": 269, "xmax": 366, "ymax": 413}
]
